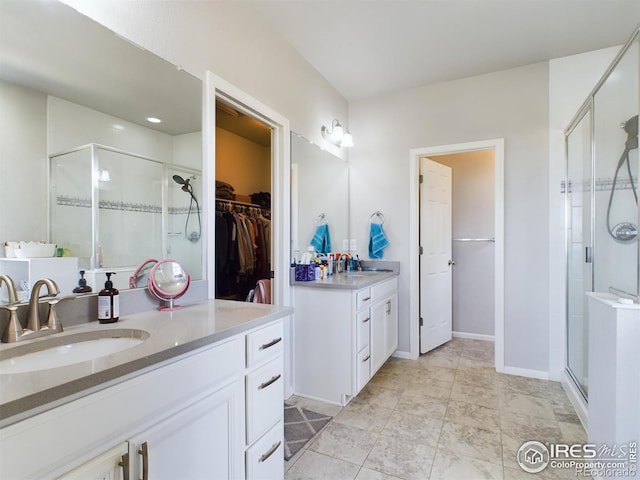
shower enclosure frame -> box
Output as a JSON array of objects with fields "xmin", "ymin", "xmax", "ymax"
[
  {"xmin": 48, "ymin": 142, "xmax": 202, "ymax": 272},
  {"xmin": 564, "ymin": 28, "xmax": 640, "ymax": 403}
]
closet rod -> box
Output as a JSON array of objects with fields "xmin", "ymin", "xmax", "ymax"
[{"xmin": 215, "ymin": 197, "xmax": 263, "ymax": 208}]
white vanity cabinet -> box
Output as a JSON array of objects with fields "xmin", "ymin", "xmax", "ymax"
[
  {"xmin": 244, "ymin": 321, "xmax": 285, "ymax": 480},
  {"xmin": 0, "ymin": 317, "xmax": 287, "ymax": 480},
  {"xmin": 293, "ymin": 276, "xmax": 398, "ymax": 405}
]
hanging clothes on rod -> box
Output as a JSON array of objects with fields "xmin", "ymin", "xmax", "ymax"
[{"xmin": 215, "ymin": 198, "xmax": 271, "ymax": 300}]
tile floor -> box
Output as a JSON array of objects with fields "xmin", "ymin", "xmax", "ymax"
[{"xmin": 284, "ymin": 338, "xmax": 587, "ymax": 480}]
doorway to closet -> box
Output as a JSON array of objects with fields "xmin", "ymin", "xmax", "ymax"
[
  {"xmin": 214, "ymin": 99, "xmax": 273, "ymax": 302},
  {"xmin": 409, "ymin": 139, "xmax": 504, "ymax": 370}
]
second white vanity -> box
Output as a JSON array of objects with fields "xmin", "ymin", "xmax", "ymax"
[{"xmin": 292, "ymin": 268, "xmax": 399, "ymax": 405}]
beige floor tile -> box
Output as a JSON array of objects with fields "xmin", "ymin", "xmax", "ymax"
[
  {"xmin": 396, "ymin": 390, "xmax": 449, "ymax": 421},
  {"xmin": 450, "ymin": 382, "xmax": 501, "ymax": 409},
  {"xmin": 415, "ymin": 364, "xmax": 457, "ymax": 384},
  {"xmin": 309, "ymin": 422, "xmax": 378, "ymax": 465},
  {"xmin": 454, "ymin": 366, "xmax": 502, "ymax": 389},
  {"xmin": 333, "ymin": 402, "xmax": 394, "ymax": 432},
  {"xmin": 351, "ymin": 383, "xmax": 402, "ymax": 410},
  {"xmin": 438, "ymin": 421, "xmax": 503, "ymax": 465},
  {"xmin": 558, "ymin": 420, "xmax": 587, "ymax": 444},
  {"xmin": 379, "ymin": 410, "xmax": 442, "ymax": 448},
  {"xmin": 418, "ymin": 350, "xmax": 460, "ymax": 369},
  {"xmin": 285, "ymin": 450, "xmax": 360, "ymax": 480},
  {"xmin": 429, "ymin": 450, "xmax": 503, "ymax": 480},
  {"xmin": 499, "ymin": 391, "xmax": 556, "ymax": 420},
  {"xmin": 368, "ymin": 371, "xmax": 411, "ymax": 392},
  {"xmin": 444, "ymin": 399, "xmax": 501, "ymax": 431},
  {"xmin": 354, "ymin": 467, "xmax": 404, "ymax": 479},
  {"xmin": 363, "ymin": 435, "xmax": 437, "ymax": 480},
  {"xmin": 403, "ymin": 377, "xmax": 453, "ymax": 400},
  {"xmin": 503, "ymin": 466, "xmax": 556, "ymax": 479}
]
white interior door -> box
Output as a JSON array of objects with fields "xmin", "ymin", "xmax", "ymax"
[{"xmin": 420, "ymin": 158, "xmax": 453, "ymax": 354}]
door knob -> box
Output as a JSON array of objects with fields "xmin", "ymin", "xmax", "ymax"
[{"xmin": 448, "ymin": 259, "xmax": 456, "ymax": 266}]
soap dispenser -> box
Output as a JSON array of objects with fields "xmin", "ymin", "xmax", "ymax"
[
  {"xmin": 98, "ymin": 272, "xmax": 119, "ymax": 323},
  {"xmin": 73, "ymin": 270, "xmax": 93, "ymax": 294}
]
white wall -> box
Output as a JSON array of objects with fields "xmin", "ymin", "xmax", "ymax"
[
  {"xmin": 349, "ymin": 62, "xmax": 550, "ymax": 372},
  {"xmin": 548, "ymin": 46, "xmax": 621, "ymax": 380},
  {"xmin": 0, "ymin": 81, "xmax": 48, "ymax": 244},
  {"xmin": 60, "ymin": 0, "xmax": 348, "ymax": 156}
]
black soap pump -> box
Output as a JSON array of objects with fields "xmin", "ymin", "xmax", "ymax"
[
  {"xmin": 73, "ymin": 270, "xmax": 93, "ymax": 294},
  {"xmin": 98, "ymin": 272, "xmax": 119, "ymax": 323}
]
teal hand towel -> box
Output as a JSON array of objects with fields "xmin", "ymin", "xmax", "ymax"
[
  {"xmin": 310, "ymin": 224, "xmax": 331, "ymax": 254},
  {"xmin": 368, "ymin": 223, "xmax": 389, "ymax": 259}
]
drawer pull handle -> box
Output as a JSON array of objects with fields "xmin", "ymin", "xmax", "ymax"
[
  {"xmin": 258, "ymin": 374, "xmax": 282, "ymax": 390},
  {"xmin": 362, "ymin": 317, "xmax": 370, "ymax": 323},
  {"xmin": 362, "ymin": 355, "xmax": 370, "ymax": 362},
  {"xmin": 259, "ymin": 441, "xmax": 282, "ymax": 463},
  {"xmin": 362, "ymin": 296, "xmax": 371, "ymax": 302},
  {"xmin": 138, "ymin": 442, "xmax": 149, "ymax": 480},
  {"xmin": 118, "ymin": 452, "xmax": 130, "ymax": 480},
  {"xmin": 260, "ymin": 337, "xmax": 282, "ymax": 350}
]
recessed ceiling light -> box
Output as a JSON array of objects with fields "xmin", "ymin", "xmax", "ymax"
[{"xmin": 146, "ymin": 117, "xmax": 162, "ymax": 124}]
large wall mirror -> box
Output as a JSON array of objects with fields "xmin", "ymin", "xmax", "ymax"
[
  {"xmin": 291, "ymin": 133, "xmax": 349, "ymax": 265},
  {"xmin": 0, "ymin": 0, "xmax": 203, "ymax": 293}
]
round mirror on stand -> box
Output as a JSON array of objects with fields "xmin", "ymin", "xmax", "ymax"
[
  {"xmin": 130, "ymin": 259, "xmax": 190, "ymax": 310},
  {"xmin": 149, "ymin": 260, "xmax": 191, "ymax": 311}
]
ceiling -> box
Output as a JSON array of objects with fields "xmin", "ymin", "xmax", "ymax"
[{"xmin": 250, "ymin": 0, "xmax": 640, "ymax": 101}]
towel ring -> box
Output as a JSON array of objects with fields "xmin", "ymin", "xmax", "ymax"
[
  {"xmin": 370, "ymin": 211, "xmax": 385, "ymax": 225},
  {"xmin": 315, "ymin": 213, "xmax": 328, "ymax": 225}
]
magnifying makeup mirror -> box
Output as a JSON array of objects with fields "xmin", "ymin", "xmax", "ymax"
[{"xmin": 130, "ymin": 259, "xmax": 191, "ymax": 310}]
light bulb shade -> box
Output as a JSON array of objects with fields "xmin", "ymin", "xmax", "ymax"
[
  {"xmin": 330, "ymin": 123, "xmax": 344, "ymax": 143},
  {"xmin": 341, "ymin": 132, "xmax": 354, "ymax": 148}
]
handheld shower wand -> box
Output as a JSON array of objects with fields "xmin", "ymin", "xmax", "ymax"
[{"xmin": 172, "ymin": 174, "xmax": 202, "ymax": 242}]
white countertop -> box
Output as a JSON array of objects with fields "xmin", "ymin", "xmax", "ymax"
[
  {"xmin": 0, "ymin": 300, "xmax": 293, "ymax": 427},
  {"xmin": 587, "ymin": 292, "xmax": 640, "ymax": 310}
]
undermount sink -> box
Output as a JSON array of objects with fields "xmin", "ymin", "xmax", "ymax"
[{"xmin": 0, "ymin": 328, "xmax": 149, "ymax": 374}]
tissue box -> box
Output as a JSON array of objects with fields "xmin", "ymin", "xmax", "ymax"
[{"xmin": 295, "ymin": 264, "xmax": 315, "ymax": 281}]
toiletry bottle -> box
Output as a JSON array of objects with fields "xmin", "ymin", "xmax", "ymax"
[
  {"xmin": 98, "ymin": 272, "xmax": 119, "ymax": 323},
  {"xmin": 73, "ymin": 270, "xmax": 92, "ymax": 294}
]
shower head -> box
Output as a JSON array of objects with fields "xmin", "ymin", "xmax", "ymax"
[{"xmin": 172, "ymin": 174, "xmax": 193, "ymax": 193}]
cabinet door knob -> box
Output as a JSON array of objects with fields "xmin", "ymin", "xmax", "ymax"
[
  {"xmin": 137, "ymin": 442, "xmax": 148, "ymax": 480},
  {"xmin": 259, "ymin": 441, "xmax": 282, "ymax": 463},
  {"xmin": 258, "ymin": 374, "xmax": 282, "ymax": 390},
  {"xmin": 362, "ymin": 296, "xmax": 371, "ymax": 302},
  {"xmin": 362, "ymin": 317, "xmax": 370, "ymax": 323},
  {"xmin": 362, "ymin": 355, "xmax": 370, "ymax": 362},
  {"xmin": 259, "ymin": 337, "xmax": 282, "ymax": 350}
]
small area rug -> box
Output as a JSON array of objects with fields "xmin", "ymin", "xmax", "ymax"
[{"xmin": 283, "ymin": 403, "xmax": 332, "ymax": 461}]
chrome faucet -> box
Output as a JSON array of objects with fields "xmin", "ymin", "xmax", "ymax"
[{"xmin": 26, "ymin": 278, "xmax": 60, "ymax": 332}]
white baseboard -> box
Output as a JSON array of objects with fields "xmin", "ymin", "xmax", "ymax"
[
  {"xmin": 561, "ymin": 370, "xmax": 588, "ymax": 430},
  {"xmin": 502, "ymin": 366, "xmax": 550, "ymax": 380},
  {"xmin": 392, "ymin": 350, "xmax": 416, "ymax": 360},
  {"xmin": 452, "ymin": 331, "xmax": 495, "ymax": 342}
]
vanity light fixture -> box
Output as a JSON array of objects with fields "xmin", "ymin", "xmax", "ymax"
[
  {"xmin": 146, "ymin": 116, "xmax": 162, "ymax": 124},
  {"xmin": 321, "ymin": 119, "xmax": 354, "ymax": 148},
  {"xmin": 98, "ymin": 169, "xmax": 111, "ymax": 182}
]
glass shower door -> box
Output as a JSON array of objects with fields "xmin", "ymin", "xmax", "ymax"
[{"xmin": 566, "ymin": 108, "xmax": 592, "ymax": 399}]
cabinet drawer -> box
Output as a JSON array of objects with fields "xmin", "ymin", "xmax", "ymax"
[
  {"xmin": 356, "ymin": 288, "xmax": 372, "ymax": 311},
  {"xmin": 246, "ymin": 321, "xmax": 284, "ymax": 368},
  {"xmin": 245, "ymin": 421, "xmax": 283, "ymax": 480},
  {"xmin": 371, "ymin": 277, "xmax": 397, "ymax": 302},
  {"xmin": 356, "ymin": 309, "xmax": 371, "ymax": 352},
  {"xmin": 246, "ymin": 356, "xmax": 283, "ymax": 445},
  {"xmin": 356, "ymin": 347, "xmax": 371, "ymax": 393}
]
